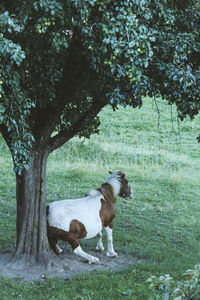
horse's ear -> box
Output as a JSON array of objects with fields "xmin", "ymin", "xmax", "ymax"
[
  {"xmin": 109, "ymin": 171, "xmax": 112, "ymax": 174},
  {"xmin": 118, "ymin": 170, "xmax": 125, "ymax": 177}
]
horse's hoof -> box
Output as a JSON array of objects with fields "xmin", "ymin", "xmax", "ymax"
[
  {"xmin": 107, "ymin": 251, "xmax": 118, "ymax": 257},
  {"xmin": 56, "ymin": 245, "xmax": 63, "ymax": 254},
  {"xmin": 96, "ymin": 245, "xmax": 104, "ymax": 252},
  {"xmin": 88, "ymin": 257, "xmax": 100, "ymax": 264}
]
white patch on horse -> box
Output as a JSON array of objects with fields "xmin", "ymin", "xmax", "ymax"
[{"xmin": 48, "ymin": 195, "xmax": 103, "ymax": 239}]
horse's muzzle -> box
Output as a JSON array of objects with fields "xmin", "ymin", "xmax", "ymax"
[{"xmin": 125, "ymin": 189, "xmax": 134, "ymax": 199}]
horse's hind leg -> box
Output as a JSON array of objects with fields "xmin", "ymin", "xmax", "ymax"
[
  {"xmin": 69, "ymin": 219, "xmax": 100, "ymax": 264},
  {"xmin": 48, "ymin": 225, "xmax": 79, "ymax": 251},
  {"xmin": 74, "ymin": 246, "xmax": 100, "ymax": 264},
  {"xmin": 48, "ymin": 235, "xmax": 63, "ymax": 254},
  {"xmin": 47, "ymin": 225, "xmax": 99, "ymax": 264},
  {"xmin": 96, "ymin": 230, "xmax": 104, "ymax": 252}
]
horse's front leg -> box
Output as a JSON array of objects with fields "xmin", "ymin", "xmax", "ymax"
[
  {"xmin": 105, "ymin": 226, "xmax": 118, "ymax": 257},
  {"xmin": 96, "ymin": 230, "xmax": 104, "ymax": 252}
]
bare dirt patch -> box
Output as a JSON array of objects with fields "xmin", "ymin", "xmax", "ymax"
[{"xmin": 0, "ymin": 249, "xmax": 135, "ymax": 282}]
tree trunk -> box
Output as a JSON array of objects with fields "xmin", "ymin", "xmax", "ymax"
[{"xmin": 11, "ymin": 149, "xmax": 60, "ymax": 269}]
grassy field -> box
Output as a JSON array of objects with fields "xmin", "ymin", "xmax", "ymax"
[{"xmin": 0, "ymin": 97, "xmax": 200, "ymax": 299}]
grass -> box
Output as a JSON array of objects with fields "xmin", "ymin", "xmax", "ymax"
[{"xmin": 0, "ymin": 97, "xmax": 200, "ymax": 299}]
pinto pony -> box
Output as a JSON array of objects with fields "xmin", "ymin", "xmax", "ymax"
[{"xmin": 46, "ymin": 171, "xmax": 133, "ymax": 264}]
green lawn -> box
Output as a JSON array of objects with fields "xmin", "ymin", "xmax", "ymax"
[{"xmin": 0, "ymin": 97, "xmax": 200, "ymax": 299}]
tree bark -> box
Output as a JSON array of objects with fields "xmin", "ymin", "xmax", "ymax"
[{"xmin": 11, "ymin": 149, "xmax": 58, "ymax": 269}]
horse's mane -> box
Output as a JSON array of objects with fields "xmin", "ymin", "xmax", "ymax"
[{"xmin": 97, "ymin": 183, "xmax": 116, "ymax": 203}]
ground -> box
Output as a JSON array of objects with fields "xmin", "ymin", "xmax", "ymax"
[{"xmin": 0, "ymin": 249, "xmax": 135, "ymax": 282}]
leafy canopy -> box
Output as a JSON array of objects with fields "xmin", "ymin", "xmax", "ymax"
[{"xmin": 0, "ymin": 0, "xmax": 200, "ymax": 173}]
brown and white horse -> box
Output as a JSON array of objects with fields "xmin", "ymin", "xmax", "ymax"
[{"xmin": 46, "ymin": 171, "xmax": 133, "ymax": 264}]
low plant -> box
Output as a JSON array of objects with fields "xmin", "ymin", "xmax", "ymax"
[{"xmin": 147, "ymin": 264, "xmax": 200, "ymax": 299}]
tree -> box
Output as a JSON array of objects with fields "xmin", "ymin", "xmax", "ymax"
[{"xmin": 0, "ymin": 0, "xmax": 200, "ymax": 269}]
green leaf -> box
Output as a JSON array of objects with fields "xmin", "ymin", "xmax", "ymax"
[{"xmin": 129, "ymin": 40, "xmax": 135, "ymax": 48}]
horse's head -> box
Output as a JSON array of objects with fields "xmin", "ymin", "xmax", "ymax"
[{"xmin": 109, "ymin": 171, "xmax": 133, "ymax": 199}]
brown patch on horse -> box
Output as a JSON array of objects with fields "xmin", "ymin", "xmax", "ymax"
[
  {"xmin": 47, "ymin": 224, "xmax": 80, "ymax": 251},
  {"xmin": 99, "ymin": 198, "xmax": 116, "ymax": 228},
  {"xmin": 97, "ymin": 183, "xmax": 116, "ymax": 203},
  {"xmin": 69, "ymin": 219, "xmax": 87, "ymax": 239}
]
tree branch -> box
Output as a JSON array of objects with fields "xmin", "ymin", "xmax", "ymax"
[
  {"xmin": 34, "ymin": 75, "xmax": 89, "ymax": 146},
  {"xmin": 46, "ymin": 100, "xmax": 105, "ymax": 153}
]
